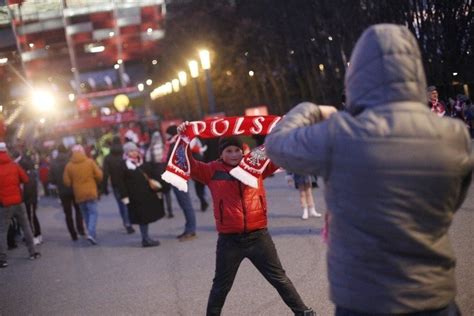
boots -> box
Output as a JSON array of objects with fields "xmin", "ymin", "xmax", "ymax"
[
  {"xmin": 309, "ymin": 207, "xmax": 322, "ymax": 217},
  {"xmin": 301, "ymin": 208, "xmax": 309, "ymax": 220}
]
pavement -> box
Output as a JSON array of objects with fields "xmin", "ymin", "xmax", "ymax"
[{"xmin": 0, "ymin": 172, "xmax": 473, "ymax": 316}]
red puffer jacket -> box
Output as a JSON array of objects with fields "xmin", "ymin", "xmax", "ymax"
[
  {"xmin": 0, "ymin": 152, "xmax": 29, "ymax": 207},
  {"xmin": 189, "ymin": 151, "xmax": 278, "ymax": 234}
]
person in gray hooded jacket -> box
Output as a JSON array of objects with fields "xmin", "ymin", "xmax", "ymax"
[{"xmin": 265, "ymin": 24, "xmax": 472, "ymax": 315}]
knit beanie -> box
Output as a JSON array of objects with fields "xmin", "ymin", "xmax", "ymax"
[
  {"xmin": 218, "ymin": 136, "xmax": 243, "ymax": 155},
  {"xmin": 71, "ymin": 144, "xmax": 84, "ymax": 153},
  {"xmin": 123, "ymin": 142, "xmax": 139, "ymax": 154}
]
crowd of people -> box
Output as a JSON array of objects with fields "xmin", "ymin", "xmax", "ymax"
[{"xmin": 0, "ymin": 24, "xmax": 473, "ymax": 316}]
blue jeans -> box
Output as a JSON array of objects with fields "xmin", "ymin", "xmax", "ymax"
[
  {"xmin": 172, "ymin": 187, "xmax": 196, "ymax": 234},
  {"xmin": 139, "ymin": 224, "xmax": 149, "ymax": 241},
  {"xmin": 335, "ymin": 302, "xmax": 460, "ymax": 316},
  {"xmin": 79, "ymin": 200, "xmax": 98, "ymax": 239},
  {"xmin": 113, "ymin": 189, "xmax": 131, "ymax": 227}
]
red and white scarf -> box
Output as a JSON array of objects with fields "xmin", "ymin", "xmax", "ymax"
[{"xmin": 161, "ymin": 116, "xmax": 281, "ymax": 192}]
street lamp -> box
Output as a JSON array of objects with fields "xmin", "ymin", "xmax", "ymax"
[
  {"xmin": 172, "ymin": 79, "xmax": 180, "ymax": 92},
  {"xmin": 188, "ymin": 60, "xmax": 204, "ymax": 118},
  {"xmin": 199, "ymin": 49, "xmax": 216, "ymax": 114},
  {"xmin": 178, "ymin": 71, "xmax": 188, "ymax": 86}
]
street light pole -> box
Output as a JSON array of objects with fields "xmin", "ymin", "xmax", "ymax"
[
  {"xmin": 199, "ymin": 50, "xmax": 216, "ymax": 114},
  {"xmin": 188, "ymin": 60, "xmax": 204, "ymax": 119}
]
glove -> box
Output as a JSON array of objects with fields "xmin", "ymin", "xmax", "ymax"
[{"xmin": 121, "ymin": 197, "xmax": 130, "ymax": 205}]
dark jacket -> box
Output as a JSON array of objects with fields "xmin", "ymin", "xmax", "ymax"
[
  {"xmin": 189, "ymin": 150, "xmax": 278, "ymax": 234},
  {"xmin": 116, "ymin": 160, "xmax": 164, "ymax": 225},
  {"xmin": 265, "ymin": 24, "xmax": 473, "ymax": 313},
  {"xmin": 18, "ymin": 155, "xmax": 38, "ymax": 204},
  {"xmin": 0, "ymin": 152, "xmax": 29, "ymax": 207},
  {"xmin": 49, "ymin": 153, "xmax": 73, "ymax": 196},
  {"xmin": 102, "ymin": 143, "xmax": 125, "ymax": 191}
]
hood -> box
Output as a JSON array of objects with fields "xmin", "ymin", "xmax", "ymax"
[
  {"xmin": 344, "ymin": 24, "xmax": 427, "ymax": 114},
  {"xmin": 110, "ymin": 143, "xmax": 124, "ymax": 156},
  {"xmin": 70, "ymin": 151, "xmax": 87, "ymax": 163},
  {"xmin": 0, "ymin": 151, "xmax": 12, "ymax": 165}
]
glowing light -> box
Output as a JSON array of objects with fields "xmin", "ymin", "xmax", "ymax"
[
  {"xmin": 146, "ymin": 79, "xmax": 153, "ymax": 86},
  {"xmin": 199, "ymin": 49, "xmax": 211, "ymax": 70},
  {"xmin": 39, "ymin": 118, "xmax": 46, "ymax": 124},
  {"xmin": 113, "ymin": 94, "xmax": 130, "ymax": 112},
  {"xmin": 68, "ymin": 93, "xmax": 75, "ymax": 102},
  {"xmin": 453, "ymin": 72, "xmax": 458, "ymax": 76},
  {"xmin": 328, "ymin": 36, "xmax": 333, "ymax": 41},
  {"xmin": 138, "ymin": 83, "xmax": 144, "ymax": 91},
  {"xmin": 248, "ymin": 70, "xmax": 255, "ymax": 77},
  {"xmin": 0, "ymin": 58, "xmax": 8, "ymax": 64},
  {"xmin": 188, "ymin": 60, "xmax": 199, "ymax": 78},
  {"xmin": 109, "ymin": 31, "xmax": 115, "ymax": 37},
  {"xmin": 29, "ymin": 43, "xmax": 34, "ymax": 48},
  {"xmin": 172, "ymin": 79, "xmax": 180, "ymax": 92},
  {"xmin": 152, "ymin": 59, "xmax": 158, "ymax": 65},
  {"xmin": 32, "ymin": 89, "xmax": 56, "ymax": 112},
  {"xmin": 117, "ymin": 59, "xmax": 123, "ymax": 64},
  {"xmin": 178, "ymin": 71, "xmax": 187, "ymax": 86},
  {"xmin": 319, "ymin": 64, "xmax": 325, "ymax": 71},
  {"xmin": 147, "ymin": 28, "xmax": 153, "ymax": 34},
  {"xmin": 114, "ymin": 64, "xmax": 120, "ymax": 69}
]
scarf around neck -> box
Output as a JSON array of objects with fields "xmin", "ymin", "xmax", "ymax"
[{"xmin": 161, "ymin": 116, "xmax": 281, "ymax": 192}]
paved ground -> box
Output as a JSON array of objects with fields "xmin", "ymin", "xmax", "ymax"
[{"xmin": 1, "ymin": 172, "xmax": 473, "ymax": 316}]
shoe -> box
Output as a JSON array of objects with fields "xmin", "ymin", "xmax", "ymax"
[
  {"xmin": 295, "ymin": 308, "xmax": 316, "ymax": 316},
  {"xmin": 126, "ymin": 226, "xmax": 135, "ymax": 234},
  {"xmin": 33, "ymin": 237, "xmax": 41, "ymax": 245},
  {"xmin": 87, "ymin": 236, "xmax": 98, "ymax": 245},
  {"xmin": 176, "ymin": 232, "xmax": 186, "ymax": 239},
  {"xmin": 29, "ymin": 252, "xmax": 41, "ymax": 260},
  {"xmin": 302, "ymin": 208, "xmax": 309, "ymax": 220},
  {"xmin": 309, "ymin": 207, "xmax": 322, "ymax": 217},
  {"xmin": 142, "ymin": 239, "xmax": 161, "ymax": 248},
  {"xmin": 37, "ymin": 235, "xmax": 43, "ymax": 244},
  {"xmin": 201, "ymin": 201, "xmax": 209, "ymax": 212},
  {"xmin": 0, "ymin": 260, "xmax": 8, "ymax": 268},
  {"xmin": 178, "ymin": 233, "xmax": 197, "ymax": 242},
  {"xmin": 8, "ymin": 243, "xmax": 18, "ymax": 250}
]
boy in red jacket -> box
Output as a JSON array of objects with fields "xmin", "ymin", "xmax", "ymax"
[
  {"xmin": 0, "ymin": 142, "xmax": 41, "ymax": 268},
  {"xmin": 177, "ymin": 124, "xmax": 314, "ymax": 316}
]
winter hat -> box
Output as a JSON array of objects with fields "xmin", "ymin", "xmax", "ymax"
[
  {"xmin": 165, "ymin": 125, "xmax": 178, "ymax": 137},
  {"xmin": 71, "ymin": 144, "xmax": 85, "ymax": 153},
  {"xmin": 58, "ymin": 144, "xmax": 68, "ymax": 154},
  {"xmin": 427, "ymin": 86, "xmax": 437, "ymax": 92},
  {"xmin": 218, "ymin": 136, "xmax": 243, "ymax": 156},
  {"xmin": 123, "ymin": 142, "xmax": 139, "ymax": 154},
  {"xmin": 0, "ymin": 142, "xmax": 7, "ymax": 152}
]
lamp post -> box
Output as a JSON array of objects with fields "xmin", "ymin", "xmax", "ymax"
[
  {"xmin": 178, "ymin": 71, "xmax": 193, "ymax": 119},
  {"xmin": 199, "ymin": 49, "xmax": 216, "ymax": 114},
  {"xmin": 188, "ymin": 60, "xmax": 204, "ymax": 118}
]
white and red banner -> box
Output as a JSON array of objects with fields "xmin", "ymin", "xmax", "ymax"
[{"xmin": 161, "ymin": 115, "xmax": 282, "ymax": 192}]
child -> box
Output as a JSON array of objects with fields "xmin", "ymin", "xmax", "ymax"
[
  {"xmin": 286, "ymin": 173, "xmax": 322, "ymax": 219},
  {"xmin": 177, "ymin": 123, "xmax": 315, "ymax": 316}
]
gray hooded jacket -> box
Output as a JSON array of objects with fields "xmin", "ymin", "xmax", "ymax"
[{"xmin": 265, "ymin": 24, "xmax": 473, "ymax": 313}]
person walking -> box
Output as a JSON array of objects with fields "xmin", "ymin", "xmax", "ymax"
[
  {"xmin": 286, "ymin": 173, "xmax": 321, "ymax": 220},
  {"xmin": 0, "ymin": 142, "xmax": 41, "ymax": 268},
  {"xmin": 265, "ymin": 24, "xmax": 472, "ymax": 316},
  {"xmin": 16, "ymin": 152, "xmax": 42, "ymax": 245},
  {"xmin": 102, "ymin": 136, "xmax": 135, "ymax": 233},
  {"xmin": 116, "ymin": 142, "xmax": 165, "ymax": 247},
  {"xmin": 176, "ymin": 127, "xmax": 315, "ymax": 316},
  {"xmin": 49, "ymin": 145, "xmax": 85, "ymax": 241},
  {"xmin": 63, "ymin": 144, "xmax": 103, "ymax": 245},
  {"xmin": 145, "ymin": 131, "xmax": 174, "ymax": 218},
  {"xmin": 165, "ymin": 125, "xmax": 197, "ymax": 241}
]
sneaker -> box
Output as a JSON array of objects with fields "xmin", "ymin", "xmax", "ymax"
[
  {"xmin": 178, "ymin": 233, "xmax": 197, "ymax": 242},
  {"xmin": 126, "ymin": 226, "xmax": 135, "ymax": 234},
  {"xmin": 176, "ymin": 232, "xmax": 186, "ymax": 239},
  {"xmin": 0, "ymin": 260, "xmax": 8, "ymax": 268},
  {"xmin": 29, "ymin": 252, "xmax": 41, "ymax": 260},
  {"xmin": 142, "ymin": 239, "xmax": 161, "ymax": 248},
  {"xmin": 87, "ymin": 236, "xmax": 98, "ymax": 245},
  {"xmin": 309, "ymin": 208, "xmax": 322, "ymax": 217},
  {"xmin": 33, "ymin": 237, "xmax": 41, "ymax": 245},
  {"xmin": 37, "ymin": 235, "xmax": 43, "ymax": 244}
]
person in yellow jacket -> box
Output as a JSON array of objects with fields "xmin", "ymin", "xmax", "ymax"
[{"xmin": 64, "ymin": 145, "xmax": 103, "ymax": 245}]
